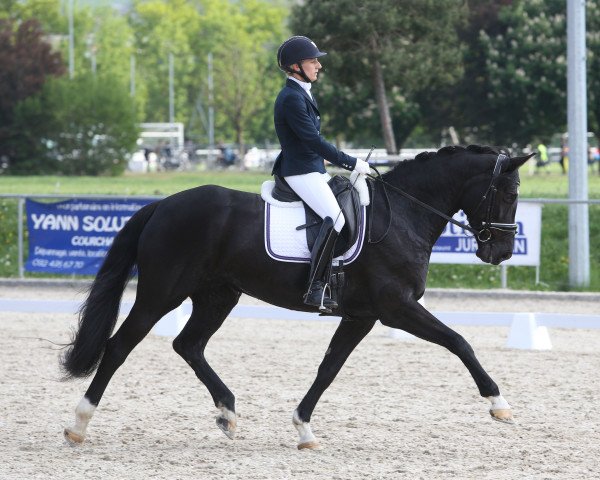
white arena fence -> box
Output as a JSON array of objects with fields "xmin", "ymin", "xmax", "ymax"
[{"xmin": 1, "ymin": 293, "xmax": 599, "ymax": 351}]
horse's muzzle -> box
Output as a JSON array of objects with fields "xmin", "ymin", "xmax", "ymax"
[{"xmin": 476, "ymin": 244, "xmax": 513, "ymax": 265}]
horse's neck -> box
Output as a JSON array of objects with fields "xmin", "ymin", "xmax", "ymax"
[
  {"xmin": 382, "ymin": 154, "xmax": 478, "ymax": 245},
  {"xmin": 386, "ymin": 156, "xmax": 467, "ymax": 208}
]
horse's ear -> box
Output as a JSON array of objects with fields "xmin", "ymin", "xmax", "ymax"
[{"xmin": 506, "ymin": 152, "xmax": 535, "ymax": 172}]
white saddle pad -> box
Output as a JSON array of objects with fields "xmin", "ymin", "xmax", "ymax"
[{"xmin": 261, "ymin": 179, "xmax": 367, "ymax": 264}]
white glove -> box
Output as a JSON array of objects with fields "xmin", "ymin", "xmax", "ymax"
[{"xmin": 353, "ymin": 158, "xmax": 371, "ymax": 175}]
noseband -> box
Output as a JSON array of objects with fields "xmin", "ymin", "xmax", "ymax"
[{"xmin": 367, "ymin": 153, "xmax": 517, "ymax": 244}]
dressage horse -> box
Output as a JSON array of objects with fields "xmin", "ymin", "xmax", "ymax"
[{"xmin": 61, "ymin": 145, "xmax": 532, "ymax": 449}]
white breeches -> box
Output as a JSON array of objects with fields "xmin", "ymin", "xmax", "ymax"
[{"xmin": 284, "ymin": 172, "xmax": 345, "ymax": 232}]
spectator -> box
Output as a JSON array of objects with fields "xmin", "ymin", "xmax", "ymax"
[
  {"xmin": 217, "ymin": 142, "xmax": 237, "ymax": 167},
  {"xmin": 590, "ymin": 145, "xmax": 600, "ymax": 174},
  {"xmin": 560, "ymin": 138, "xmax": 568, "ymax": 174},
  {"xmin": 536, "ymin": 142, "xmax": 549, "ymax": 172}
]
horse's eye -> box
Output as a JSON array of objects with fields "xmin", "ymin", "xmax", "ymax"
[{"xmin": 504, "ymin": 192, "xmax": 518, "ymax": 203}]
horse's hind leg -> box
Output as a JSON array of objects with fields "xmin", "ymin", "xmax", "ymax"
[
  {"xmin": 64, "ymin": 302, "xmax": 170, "ymax": 443},
  {"xmin": 172, "ymin": 285, "xmax": 241, "ymax": 440},
  {"xmin": 294, "ymin": 317, "xmax": 376, "ymax": 449},
  {"xmin": 380, "ymin": 300, "xmax": 513, "ymax": 423}
]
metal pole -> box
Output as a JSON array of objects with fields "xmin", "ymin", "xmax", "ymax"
[
  {"xmin": 18, "ymin": 198, "xmax": 24, "ymax": 278},
  {"xmin": 567, "ymin": 0, "xmax": 590, "ymax": 287},
  {"xmin": 68, "ymin": 0, "xmax": 74, "ymax": 79},
  {"xmin": 130, "ymin": 54, "xmax": 136, "ymax": 97},
  {"xmin": 208, "ymin": 52, "xmax": 215, "ymax": 163},
  {"xmin": 501, "ymin": 264, "xmax": 507, "ymax": 289},
  {"xmin": 91, "ymin": 45, "xmax": 96, "ymax": 75},
  {"xmin": 169, "ymin": 52, "xmax": 174, "ymax": 123}
]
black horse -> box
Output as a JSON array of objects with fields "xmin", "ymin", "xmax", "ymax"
[{"xmin": 61, "ymin": 145, "xmax": 532, "ymax": 449}]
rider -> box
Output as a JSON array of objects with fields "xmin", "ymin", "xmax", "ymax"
[{"xmin": 272, "ymin": 35, "xmax": 371, "ymax": 312}]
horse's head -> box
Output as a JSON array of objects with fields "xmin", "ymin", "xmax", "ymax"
[{"xmin": 461, "ymin": 150, "xmax": 534, "ymax": 265}]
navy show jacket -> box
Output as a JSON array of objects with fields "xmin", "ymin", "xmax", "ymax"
[{"xmin": 272, "ymin": 78, "xmax": 357, "ymax": 177}]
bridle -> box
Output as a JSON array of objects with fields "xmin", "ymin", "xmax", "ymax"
[
  {"xmin": 366, "ymin": 153, "xmax": 518, "ymax": 244},
  {"xmin": 466, "ymin": 153, "xmax": 518, "ymax": 242}
]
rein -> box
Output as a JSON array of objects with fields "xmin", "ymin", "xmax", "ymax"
[{"xmin": 366, "ymin": 153, "xmax": 517, "ymax": 244}]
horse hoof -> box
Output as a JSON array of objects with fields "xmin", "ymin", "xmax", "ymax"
[
  {"xmin": 490, "ymin": 408, "xmax": 514, "ymax": 424},
  {"xmin": 297, "ymin": 440, "xmax": 320, "ymax": 450},
  {"xmin": 63, "ymin": 428, "xmax": 85, "ymax": 444},
  {"xmin": 216, "ymin": 415, "xmax": 236, "ymax": 440}
]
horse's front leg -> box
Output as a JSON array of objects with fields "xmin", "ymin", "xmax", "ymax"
[
  {"xmin": 379, "ymin": 298, "xmax": 513, "ymax": 424},
  {"xmin": 294, "ymin": 317, "xmax": 376, "ymax": 449}
]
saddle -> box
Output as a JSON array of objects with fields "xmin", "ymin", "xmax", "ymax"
[{"xmin": 272, "ymin": 175, "xmax": 361, "ymax": 258}]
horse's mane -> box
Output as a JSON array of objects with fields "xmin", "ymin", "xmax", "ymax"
[
  {"xmin": 380, "ymin": 145, "xmax": 507, "ymax": 187},
  {"xmin": 384, "ymin": 145, "xmax": 505, "ymax": 174},
  {"xmin": 413, "ymin": 144, "xmax": 501, "ymax": 162}
]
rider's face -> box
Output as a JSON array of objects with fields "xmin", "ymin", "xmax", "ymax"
[{"xmin": 296, "ymin": 58, "xmax": 321, "ymax": 82}]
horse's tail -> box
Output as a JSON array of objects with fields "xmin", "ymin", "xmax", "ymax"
[{"xmin": 60, "ymin": 201, "xmax": 160, "ymax": 380}]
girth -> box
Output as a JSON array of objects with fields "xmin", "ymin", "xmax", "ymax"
[{"xmin": 272, "ymin": 175, "xmax": 361, "ymax": 257}]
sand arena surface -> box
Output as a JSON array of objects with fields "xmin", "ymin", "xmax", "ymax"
[{"xmin": 0, "ymin": 284, "xmax": 599, "ymax": 479}]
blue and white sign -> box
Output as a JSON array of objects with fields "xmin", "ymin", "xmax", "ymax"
[
  {"xmin": 26, "ymin": 198, "xmax": 155, "ymax": 275},
  {"xmin": 430, "ymin": 203, "xmax": 542, "ymax": 266}
]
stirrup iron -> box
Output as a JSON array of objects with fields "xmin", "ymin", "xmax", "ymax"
[
  {"xmin": 303, "ymin": 280, "xmax": 337, "ymax": 313},
  {"xmin": 315, "ymin": 283, "xmax": 334, "ymax": 313}
]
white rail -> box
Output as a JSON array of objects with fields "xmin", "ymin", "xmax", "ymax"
[{"xmin": 1, "ymin": 298, "xmax": 599, "ymax": 351}]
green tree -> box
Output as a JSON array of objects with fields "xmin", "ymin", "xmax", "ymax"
[
  {"xmin": 131, "ymin": 0, "xmax": 201, "ymax": 128},
  {"xmin": 2, "ymin": 1, "xmax": 122, "ymax": 77},
  {"xmin": 416, "ymin": 0, "xmax": 511, "ymax": 145},
  {"xmin": 0, "ymin": 18, "xmax": 65, "ymax": 168},
  {"xmin": 2, "ymin": 0, "xmax": 143, "ymax": 115},
  {"xmin": 11, "ymin": 73, "xmax": 138, "ymax": 175},
  {"xmin": 291, "ymin": 0, "xmax": 465, "ymax": 152},
  {"xmin": 2, "ymin": 0, "xmax": 289, "ymax": 168},
  {"xmin": 479, "ymin": 0, "xmax": 600, "ymax": 146},
  {"xmin": 480, "ymin": 0, "xmax": 566, "ymax": 145},
  {"xmin": 0, "ymin": 0, "xmax": 62, "ymax": 29},
  {"xmin": 198, "ymin": 0, "xmax": 286, "ymax": 152}
]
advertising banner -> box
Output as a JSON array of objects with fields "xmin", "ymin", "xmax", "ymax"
[
  {"xmin": 26, "ymin": 198, "xmax": 155, "ymax": 275},
  {"xmin": 24, "ymin": 198, "xmax": 541, "ymax": 274},
  {"xmin": 430, "ymin": 203, "xmax": 542, "ymax": 266}
]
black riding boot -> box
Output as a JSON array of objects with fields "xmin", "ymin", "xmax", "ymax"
[{"xmin": 304, "ymin": 217, "xmax": 338, "ymax": 313}]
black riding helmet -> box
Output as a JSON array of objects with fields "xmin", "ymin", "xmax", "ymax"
[{"xmin": 277, "ymin": 36, "xmax": 327, "ymax": 83}]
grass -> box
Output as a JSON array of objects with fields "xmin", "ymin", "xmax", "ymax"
[
  {"xmin": 0, "ymin": 161, "xmax": 598, "ymax": 291},
  {"xmin": 0, "ymin": 170, "xmax": 271, "ymax": 196}
]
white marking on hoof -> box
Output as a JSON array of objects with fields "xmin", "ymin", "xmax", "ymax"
[
  {"xmin": 487, "ymin": 395, "xmax": 514, "ymax": 424},
  {"xmin": 293, "ymin": 410, "xmax": 319, "ymax": 450},
  {"xmin": 215, "ymin": 404, "xmax": 237, "ymax": 440},
  {"xmin": 63, "ymin": 428, "xmax": 85, "ymax": 444},
  {"xmin": 64, "ymin": 397, "xmax": 96, "ymax": 444}
]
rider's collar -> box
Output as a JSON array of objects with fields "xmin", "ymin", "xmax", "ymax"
[{"xmin": 288, "ymin": 76, "xmax": 313, "ymax": 98}]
